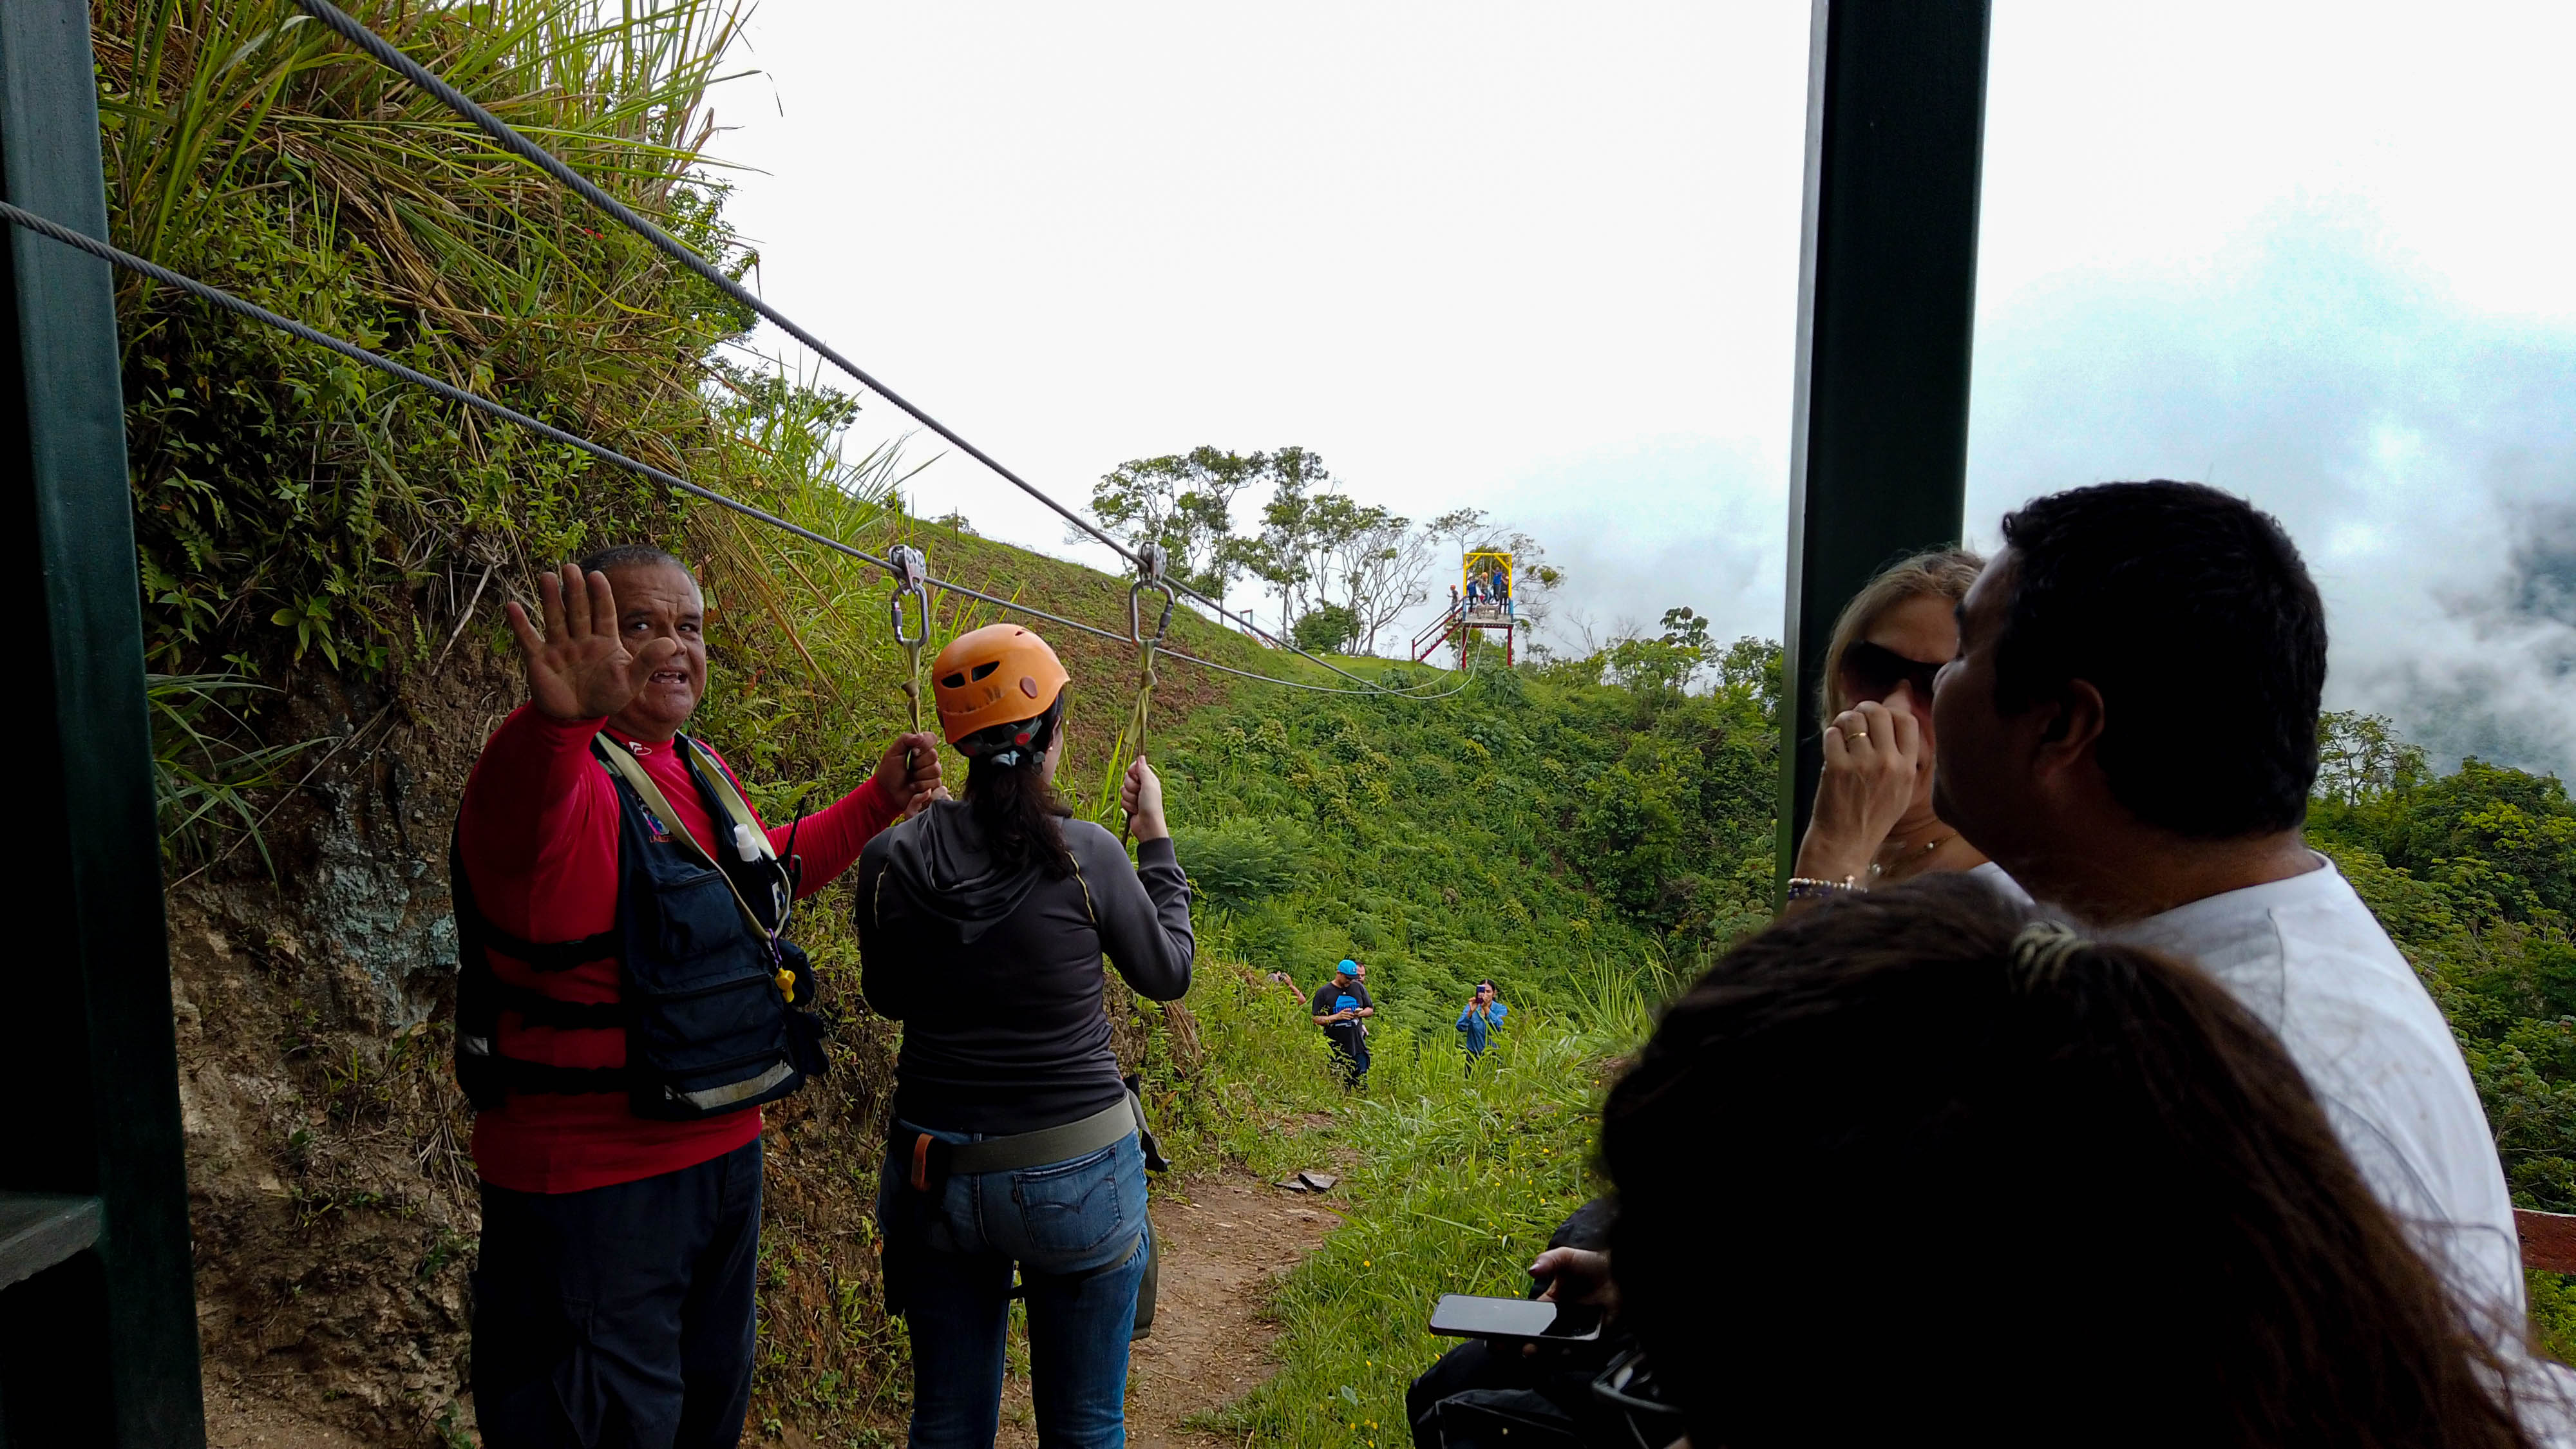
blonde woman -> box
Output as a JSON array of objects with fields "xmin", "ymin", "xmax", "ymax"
[{"xmin": 1786, "ymin": 549, "xmax": 2011, "ymax": 905}]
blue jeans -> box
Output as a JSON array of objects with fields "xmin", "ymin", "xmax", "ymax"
[{"xmin": 880, "ymin": 1126, "xmax": 1150, "ymax": 1449}]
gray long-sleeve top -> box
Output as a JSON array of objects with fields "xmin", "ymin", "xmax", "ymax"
[{"xmin": 855, "ymin": 801, "xmax": 1192, "ymax": 1134}]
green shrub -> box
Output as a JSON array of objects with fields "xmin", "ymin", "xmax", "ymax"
[
  {"xmin": 1171, "ymin": 817, "xmax": 1307, "ymax": 911},
  {"xmin": 1291, "ymin": 604, "xmax": 1358, "ymax": 654}
]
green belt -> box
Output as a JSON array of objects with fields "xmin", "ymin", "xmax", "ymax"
[{"xmin": 943, "ymin": 1095, "xmax": 1141, "ymax": 1177}]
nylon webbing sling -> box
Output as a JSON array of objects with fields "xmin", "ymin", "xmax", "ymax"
[
  {"xmin": 592, "ymin": 736, "xmax": 776, "ymax": 944},
  {"xmin": 681, "ymin": 737, "xmax": 773, "ymax": 866}
]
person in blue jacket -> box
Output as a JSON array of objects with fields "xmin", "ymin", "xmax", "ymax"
[{"xmin": 1457, "ymin": 980, "xmax": 1508, "ymax": 1059}]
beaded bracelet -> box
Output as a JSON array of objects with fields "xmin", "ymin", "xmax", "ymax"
[{"xmin": 1784, "ymin": 875, "xmax": 1862, "ymax": 900}]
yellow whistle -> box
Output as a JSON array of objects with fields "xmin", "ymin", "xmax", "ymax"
[{"xmin": 774, "ymin": 968, "xmax": 796, "ymax": 1002}]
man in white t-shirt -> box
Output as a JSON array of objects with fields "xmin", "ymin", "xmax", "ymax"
[{"xmin": 1930, "ymin": 480, "xmax": 2552, "ymax": 1391}]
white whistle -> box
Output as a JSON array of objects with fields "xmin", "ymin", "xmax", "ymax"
[{"xmin": 733, "ymin": 822, "xmax": 765, "ymax": 862}]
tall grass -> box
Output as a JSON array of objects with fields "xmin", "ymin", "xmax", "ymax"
[
  {"xmin": 98, "ymin": 0, "xmax": 761, "ymax": 676},
  {"xmin": 147, "ymin": 672, "xmax": 317, "ymax": 873}
]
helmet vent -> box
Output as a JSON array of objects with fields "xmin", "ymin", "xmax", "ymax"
[
  {"xmin": 969, "ymin": 661, "xmax": 1000, "ymax": 681},
  {"xmin": 940, "ymin": 672, "xmax": 967, "ymax": 688}
]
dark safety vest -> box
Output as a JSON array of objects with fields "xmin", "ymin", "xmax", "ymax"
[{"xmin": 450, "ymin": 734, "xmax": 826, "ymax": 1121}]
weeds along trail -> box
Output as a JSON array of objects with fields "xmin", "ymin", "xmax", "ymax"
[{"xmin": 1146, "ymin": 967, "xmax": 1642, "ymax": 1449}]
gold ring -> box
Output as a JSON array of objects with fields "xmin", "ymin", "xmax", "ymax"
[{"xmin": 1848, "ymin": 729, "xmax": 1868, "ymax": 741}]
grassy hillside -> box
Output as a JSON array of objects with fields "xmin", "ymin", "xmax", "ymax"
[{"xmin": 1154, "ymin": 643, "xmax": 1779, "ymax": 1039}]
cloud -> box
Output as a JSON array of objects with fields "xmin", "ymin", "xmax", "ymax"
[{"xmin": 1965, "ymin": 199, "xmax": 2576, "ymax": 777}]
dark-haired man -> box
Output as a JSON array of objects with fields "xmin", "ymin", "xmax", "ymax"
[
  {"xmin": 1311, "ymin": 958, "xmax": 1374, "ymax": 1086},
  {"xmin": 1930, "ymin": 481, "xmax": 2541, "ymax": 1374},
  {"xmin": 457, "ymin": 549, "xmax": 940, "ymax": 1448}
]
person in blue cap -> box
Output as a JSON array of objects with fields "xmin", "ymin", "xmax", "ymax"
[
  {"xmin": 1309, "ymin": 958, "xmax": 1375, "ymax": 1086},
  {"xmin": 1456, "ymin": 980, "xmax": 1508, "ymax": 1064}
]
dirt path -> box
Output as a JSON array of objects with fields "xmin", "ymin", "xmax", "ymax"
[
  {"xmin": 202, "ymin": 1373, "xmax": 377, "ymax": 1449},
  {"xmin": 203, "ymin": 1166, "xmax": 1338, "ymax": 1447},
  {"xmin": 990, "ymin": 1169, "xmax": 1341, "ymax": 1448}
]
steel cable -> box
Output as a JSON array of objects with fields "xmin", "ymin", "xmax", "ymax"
[
  {"xmin": 287, "ymin": 0, "xmax": 1461, "ymax": 700},
  {"xmin": 0, "ymin": 199, "xmax": 904, "ymax": 571},
  {"xmin": 3, "ymin": 201, "xmax": 1474, "ymax": 703},
  {"xmin": 1159, "ymin": 645, "xmax": 1481, "ymax": 699}
]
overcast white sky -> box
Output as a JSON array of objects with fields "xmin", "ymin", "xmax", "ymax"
[{"xmin": 705, "ymin": 2, "xmax": 2576, "ymax": 774}]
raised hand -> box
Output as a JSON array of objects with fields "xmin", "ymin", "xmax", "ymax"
[
  {"xmin": 1794, "ymin": 681, "xmax": 1926, "ymax": 884},
  {"xmin": 502, "ymin": 565, "xmax": 677, "ymax": 723}
]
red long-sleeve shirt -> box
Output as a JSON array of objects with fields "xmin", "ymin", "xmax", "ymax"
[{"xmin": 457, "ymin": 705, "xmax": 899, "ymax": 1193}]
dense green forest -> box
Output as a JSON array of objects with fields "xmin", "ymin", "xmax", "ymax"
[{"xmin": 2311, "ymin": 719, "xmax": 2576, "ymax": 1218}]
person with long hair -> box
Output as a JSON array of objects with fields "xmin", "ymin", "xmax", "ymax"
[
  {"xmin": 856, "ymin": 623, "xmax": 1191, "ymax": 1449},
  {"xmin": 1580, "ymin": 875, "xmax": 2547, "ymax": 1447},
  {"xmin": 1785, "ymin": 549, "xmax": 1998, "ymax": 905}
]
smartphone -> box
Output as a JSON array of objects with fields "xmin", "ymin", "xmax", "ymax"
[{"xmin": 1428, "ymin": 1293, "xmax": 1603, "ymax": 1343}]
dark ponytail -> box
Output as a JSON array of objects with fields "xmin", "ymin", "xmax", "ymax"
[{"xmin": 959, "ymin": 698, "xmax": 1074, "ymax": 878}]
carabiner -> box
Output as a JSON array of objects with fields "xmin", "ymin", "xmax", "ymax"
[
  {"xmin": 887, "ymin": 544, "xmax": 930, "ymax": 647},
  {"xmin": 1129, "ymin": 544, "xmax": 1177, "ymax": 645}
]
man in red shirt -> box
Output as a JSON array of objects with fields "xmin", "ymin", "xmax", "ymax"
[{"xmin": 458, "ymin": 547, "xmax": 937, "ymax": 1448}]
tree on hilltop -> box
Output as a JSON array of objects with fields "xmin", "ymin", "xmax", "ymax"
[{"xmin": 1083, "ymin": 446, "xmax": 1268, "ymax": 598}]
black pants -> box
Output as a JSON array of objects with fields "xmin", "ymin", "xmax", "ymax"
[
  {"xmin": 471, "ymin": 1139, "xmax": 764, "ymax": 1449},
  {"xmin": 1406, "ymin": 1337, "xmax": 1626, "ymax": 1449},
  {"xmin": 1327, "ymin": 1028, "xmax": 1370, "ymax": 1086}
]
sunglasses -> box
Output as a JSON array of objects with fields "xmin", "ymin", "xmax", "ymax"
[{"xmin": 1839, "ymin": 640, "xmax": 1944, "ymax": 703}]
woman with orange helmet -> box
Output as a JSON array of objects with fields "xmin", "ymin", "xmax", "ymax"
[{"xmin": 855, "ymin": 623, "xmax": 1192, "ymax": 1449}]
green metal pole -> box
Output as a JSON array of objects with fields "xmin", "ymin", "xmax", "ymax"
[
  {"xmin": 0, "ymin": 1, "xmax": 207, "ymax": 1444},
  {"xmin": 1775, "ymin": 0, "xmax": 1992, "ymax": 900}
]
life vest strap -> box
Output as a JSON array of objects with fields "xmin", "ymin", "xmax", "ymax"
[
  {"xmin": 592, "ymin": 736, "xmax": 778, "ymax": 945},
  {"xmin": 457, "ymin": 1046, "xmax": 628, "ymax": 1096},
  {"xmin": 489, "ymin": 979, "xmax": 625, "ymax": 1032},
  {"xmin": 476, "ymin": 922, "xmax": 618, "ymax": 973},
  {"xmin": 498, "ymin": 1059, "xmax": 626, "ymax": 1095}
]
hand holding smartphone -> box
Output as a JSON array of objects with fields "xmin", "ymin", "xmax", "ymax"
[{"xmin": 1428, "ymin": 1294, "xmax": 1604, "ymax": 1345}]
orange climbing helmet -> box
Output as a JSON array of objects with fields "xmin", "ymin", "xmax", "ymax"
[{"xmin": 931, "ymin": 624, "xmax": 1072, "ymax": 752}]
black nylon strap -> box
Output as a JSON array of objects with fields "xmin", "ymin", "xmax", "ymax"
[
  {"xmin": 488, "ymin": 1057, "xmax": 628, "ymax": 1095},
  {"xmin": 491, "ymin": 980, "xmax": 625, "ymax": 1031},
  {"xmin": 478, "ymin": 923, "xmax": 618, "ymax": 973}
]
